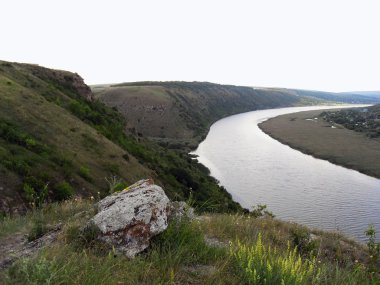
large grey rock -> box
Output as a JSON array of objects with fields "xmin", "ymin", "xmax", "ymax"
[{"xmin": 90, "ymin": 179, "xmax": 170, "ymax": 258}]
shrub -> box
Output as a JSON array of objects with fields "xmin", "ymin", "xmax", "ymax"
[
  {"xmin": 53, "ymin": 181, "xmax": 74, "ymax": 201},
  {"xmin": 291, "ymin": 228, "xmax": 318, "ymax": 256},
  {"xmin": 250, "ymin": 204, "xmax": 275, "ymax": 218},
  {"xmin": 79, "ymin": 166, "xmax": 92, "ymax": 182},
  {"xmin": 105, "ymin": 175, "xmax": 127, "ymax": 194},
  {"xmin": 28, "ymin": 217, "xmax": 49, "ymax": 242},
  {"xmin": 365, "ymin": 225, "xmax": 380, "ymax": 272},
  {"xmin": 23, "ymin": 181, "xmax": 48, "ymax": 208}
]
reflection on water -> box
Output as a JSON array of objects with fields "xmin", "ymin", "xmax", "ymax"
[{"xmin": 193, "ymin": 106, "xmax": 380, "ymax": 241}]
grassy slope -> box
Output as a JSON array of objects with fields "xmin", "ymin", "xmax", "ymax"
[
  {"xmin": 1, "ymin": 199, "xmax": 379, "ymax": 284},
  {"xmin": 0, "ymin": 62, "xmax": 242, "ymax": 213},
  {"xmin": 93, "ymin": 82, "xmax": 380, "ymax": 149},
  {"xmin": 259, "ymin": 109, "xmax": 380, "ymax": 179},
  {"xmin": 93, "ymin": 82, "xmax": 307, "ymax": 148},
  {"xmin": 0, "ymin": 61, "xmax": 152, "ymax": 212}
]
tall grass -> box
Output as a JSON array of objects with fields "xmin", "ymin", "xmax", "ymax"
[
  {"xmin": 230, "ymin": 233, "xmax": 318, "ymax": 284},
  {"xmin": 2, "ymin": 204, "xmax": 380, "ymax": 284}
]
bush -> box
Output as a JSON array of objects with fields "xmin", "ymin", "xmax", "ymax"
[
  {"xmin": 79, "ymin": 166, "xmax": 92, "ymax": 182},
  {"xmin": 23, "ymin": 181, "xmax": 48, "ymax": 208},
  {"xmin": 291, "ymin": 228, "xmax": 318, "ymax": 256},
  {"xmin": 28, "ymin": 218, "xmax": 49, "ymax": 242},
  {"xmin": 54, "ymin": 181, "xmax": 74, "ymax": 201},
  {"xmin": 105, "ymin": 175, "xmax": 127, "ymax": 194},
  {"xmin": 365, "ymin": 225, "xmax": 380, "ymax": 272}
]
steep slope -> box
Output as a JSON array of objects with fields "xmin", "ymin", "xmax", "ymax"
[
  {"xmin": 0, "ymin": 62, "xmax": 241, "ymax": 214},
  {"xmin": 0, "ymin": 61, "xmax": 152, "ymax": 213},
  {"xmin": 94, "ymin": 82, "xmax": 380, "ymax": 148},
  {"xmin": 93, "ymin": 82, "xmax": 305, "ymax": 147}
]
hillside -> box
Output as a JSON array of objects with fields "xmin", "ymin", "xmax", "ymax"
[
  {"xmin": 92, "ymin": 82, "xmax": 307, "ymax": 148},
  {"xmin": 93, "ymin": 82, "xmax": 380, "ymax": 149},
  {"xmin": 0, "ymin": 61, "xmax": 153, "ymax": 213},
  {"xmin": 0, "ymin": 61, "xmax": 242, "ymax": 214},
  {"xmin": 287, "ymin": 88, "xmax": 380, "ymax": 104},
  {"xmin": 342, "ymin": 91, "xmax": 380, "ymax": 99}
]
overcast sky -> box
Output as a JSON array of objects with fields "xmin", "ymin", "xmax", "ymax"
[{"xmin": 1, "ymin": 0, "xmax": 379, "ymax": 92}]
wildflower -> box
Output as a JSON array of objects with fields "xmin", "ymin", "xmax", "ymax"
[
  {"xmin": 90, "ymin": 196, "xmax": 94, "ymax": 200},
  {"xmin": 355, "ymin": 260, "xmax": 358, "ymax": 263}
]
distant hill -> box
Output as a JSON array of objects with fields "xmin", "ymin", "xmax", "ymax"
[
  {"xmin": 286, "ymin": 88, "xmax": 380, "ymax": 104},
  {"xmin": 93, "ymin": 82, "xmax": 380, "ymax": 147},
  {"xmin": 93, "ymin": 82, "xmax": 314, "ymax": 147},
  {"xmin": 341, "ymin": 91, "xmax": 380, "ymax": 99}
]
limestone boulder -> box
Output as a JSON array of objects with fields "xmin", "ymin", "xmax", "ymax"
[{"xmin": 89, "ymin": 179, "xmax": 170, "ymax": 258}]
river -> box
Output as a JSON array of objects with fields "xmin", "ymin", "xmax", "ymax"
[{"xmin": 192, "ymin": 106, "xmax": 380, "ymax": 241}]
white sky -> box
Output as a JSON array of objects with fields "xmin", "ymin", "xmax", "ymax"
[{"xmin": 1, "ymin": 0, "xmax": 379, "ymax": 92}]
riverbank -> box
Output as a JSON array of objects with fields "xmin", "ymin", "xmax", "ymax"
[{"xmin": 259, "ymin": 109, "xmax": 380, "ymax": 179}]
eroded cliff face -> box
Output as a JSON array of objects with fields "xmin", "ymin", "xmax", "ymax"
[{"xmin": 23, "ymin": 63, "xmax": 94, "ymax": 101}]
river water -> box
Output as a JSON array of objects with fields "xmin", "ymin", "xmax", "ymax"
[{"xmin": 193, "ymin": 106, "xmax": 380, "ymax": 241}]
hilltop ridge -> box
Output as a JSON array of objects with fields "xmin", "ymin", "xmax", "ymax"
[{"xmin": 93, "ymin": 81, "xmax": 380, "ymax": 149}]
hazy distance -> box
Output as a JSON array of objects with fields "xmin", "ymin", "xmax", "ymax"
[{"xmin": 1, "ymin": 0, "xmax": 379, "ymax": 92}]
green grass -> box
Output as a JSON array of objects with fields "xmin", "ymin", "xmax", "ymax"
[
  {"xmin": 230, "ymin": 234, "xmax": 318, "ymax": 284},
  {"xmin": 1, "ymin": 200, "xmax": 379, "ymax": 284},
  {"xmin": 0, "ymin": 61, "xmax": 242, "ymax": 213},
  {"xmin": 259, "ymin": 109, "xmax": 380, "ymax": 179}
]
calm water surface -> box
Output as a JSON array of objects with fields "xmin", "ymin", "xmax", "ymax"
[{"xmin": 193, "ymin": 106, "xmax": 380, "ymax": 241}]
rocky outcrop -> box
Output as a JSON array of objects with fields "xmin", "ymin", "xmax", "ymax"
[
  {"xmin": 0, "ymin": 223, "xmax": 62, "ymax": 269},
  {"xmin": 88, "ymin": 179, "xmax": 171, "ymax": 258},
  {"xmin": 28, "ymin": 65, "xmax": 93, "ymax": 101}
]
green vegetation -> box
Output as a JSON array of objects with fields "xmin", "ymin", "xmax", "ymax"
[
  {"xmin": 230, "ymin": 234, "xmax": 317, "ymax": 284},
  {"xmin": 93, "ymin": 82, "xmax": 304, "ymax": 148},
  {"xmin": 321, "ymin": 104, "xmax": 380, "ymax": 138},
  {"xmin": 365, "ymin": 225, "xmax": 380, "ymax": 273},
  {"xmin": 0, "ymin": 61, "xmax": 241, "ymax": 213},
  {"xmin": 2, "ymin": 61, "xmax": 379, "ymax": 283},
  {"xmin": 1, "ymin": 199, "xmax": 378, "ymax": 284},
  {"xmin": 53, "ymin": 181, "xmax": 74, "ymax": 201},
  {"xmin": 94, "ymin": 83, "xmax": 380, "ymax": 150},
  {"xmin": 0, "ymin": 61, "xmax": 153, "ymax": 212},
  {"xmin": 259, "ymin": 109, "xmax": 380, "ymax": 179}
]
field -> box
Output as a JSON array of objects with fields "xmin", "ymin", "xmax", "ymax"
[{"xmin": 259, "ymin": 109, "xmax": 380, "ymax": 179}]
